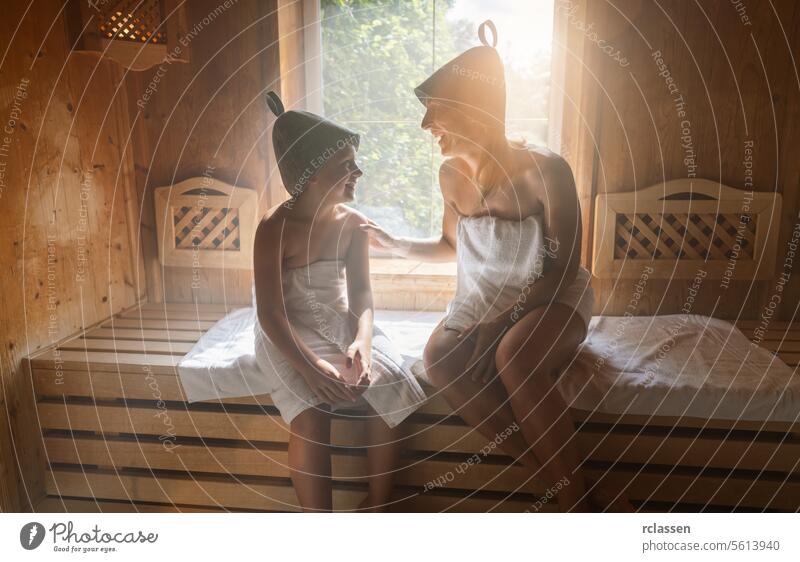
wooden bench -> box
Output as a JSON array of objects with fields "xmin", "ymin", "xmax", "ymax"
[{"xmin": 27, "ymin": 302, "xmax": 800, "ymax": 512}]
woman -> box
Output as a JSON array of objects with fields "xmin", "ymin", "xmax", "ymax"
[{"xmin": 360, "ymin": 21, "xmax": 633, "ymax": 512}]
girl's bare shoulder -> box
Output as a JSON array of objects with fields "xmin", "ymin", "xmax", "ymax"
[
  {"xmin": 335, "ymin": 206, "xmax": 370, "ymax": 260},
  {"xmin": 255, "ymin": 211, "xmax": 283, "ymax": 240},
  {"xmin": 336, "ymin": 204, "xmax": 369, "ymax": 231},
  {"xmin": 254, "ymin": 210, "xmax": 298, "ymax": 258}
]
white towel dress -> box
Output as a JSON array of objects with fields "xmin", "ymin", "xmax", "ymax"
[
  {"xmin": 253, "ymin": 259, "xmax": 427, "ymax": 428},
  {"xmin": 443, "ymin": 214, "xmax": 594, "ymax": 334}
]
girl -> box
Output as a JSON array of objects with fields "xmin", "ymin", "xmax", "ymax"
[{"xmin": 253, "ymin": 92, "xmax": 427, "ymax": 512}]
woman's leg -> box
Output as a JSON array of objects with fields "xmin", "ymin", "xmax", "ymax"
[
  {"xmin": 423, "ymin": 321, "xmax": 544, "ymax": 473},
  {"xmin": 289, "ymin": 405, "xmax": 333, "ymax": 511},
  {"xmin": 494, "ymin": 303, "xmax": 591, "ymax": 511},
  {"xmin": 359, "ymin": 407, "xmax": 402, "ymax": 512},
  {"xmin": 495, "ymin": 302, "xmax": 635, "ymax": 512}
]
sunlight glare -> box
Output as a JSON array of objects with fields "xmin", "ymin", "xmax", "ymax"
[{"xmin": 446, "ymin": 0, "xmax": 555, "ymax": 70}]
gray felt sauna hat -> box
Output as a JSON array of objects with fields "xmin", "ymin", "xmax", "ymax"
[
  {"xmin": 414, "ymin": 20, "xmax": 506, "ymax": 127},
  {"xmin": 265, "ymin": 91, "xmax": 360, "ymax": 199}
]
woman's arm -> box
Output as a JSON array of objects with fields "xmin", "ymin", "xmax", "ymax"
[
  {"xmin": 363, "ymin": 203, "xmax": 457, "ymax": 262},
  {"xmin": 359, "ymin": 162, "xmax": 459, "ymax": 262},
  {"xmin": 253, "ymin": 219, "xmax": 357, "ymax": 402}
]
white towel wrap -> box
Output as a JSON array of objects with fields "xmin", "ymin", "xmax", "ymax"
[
  {"xmin": 178, "ymin": 259, "xmax": 427, "ymax": 428},
  {"xmin": 444, "ymin": 213, "xmax": 594, "ymax": 332}
]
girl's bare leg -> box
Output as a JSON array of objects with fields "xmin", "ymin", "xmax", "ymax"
[
  {"xmin": 358, "ymin": 407, "xmax": 403, "ymax": 512},
  {"xmin": 423, "ymin": 322, "xmax": 545, "ymax": 475},
  {"xmin": 289, "ymin": 406, "xmax": 333, "ymax": 512}
]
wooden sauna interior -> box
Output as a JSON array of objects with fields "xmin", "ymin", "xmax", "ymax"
[{"xmin": 1, "ymin": 0, "xmax": 800, "ymax": 512}]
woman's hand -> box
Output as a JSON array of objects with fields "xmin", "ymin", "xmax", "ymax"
[
  {"xmin": 302, "ymin": 358, "xmax": 360, "ymax": 404},
  {"xmin": 346, "ymin": 337, "xmax": 372, "ymax": 389},
  {"xmin": 457, "ymin": 318, "xmax": 508, "ymax": 384},
  {"xmin": 358, "ymin": 219, "xmax": 406, "ymax": 254}
]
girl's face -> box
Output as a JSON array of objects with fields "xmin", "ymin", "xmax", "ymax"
[
  {"xmin": 421, "ymin": 100, "xmax": 484, "ymax": 157},
  {"xmin": 307, "ymin": 144, "xmax": 363, "ymax": 205}
]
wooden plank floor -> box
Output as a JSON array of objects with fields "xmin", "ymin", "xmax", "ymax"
[{"xmin": 29, "ymin": 303, "xmax": 800, "ymax": 512}]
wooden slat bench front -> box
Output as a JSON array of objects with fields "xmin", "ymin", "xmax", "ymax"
[{"xmin": 28, "ymin": 304, "xmax": 800, "ymax": 512}]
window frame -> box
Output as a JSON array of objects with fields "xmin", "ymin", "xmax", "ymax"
[{"xmin": 302, "ymin": 0, "xmax": 324, "ymax": 114}]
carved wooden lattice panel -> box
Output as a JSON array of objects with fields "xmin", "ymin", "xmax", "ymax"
[
  {"xmin": 97, "ymin": 0, "xmax": 167, "ymax": 44},
  {"xmin": 154, "ymin": 178, "xmax": 258, "ymax": 269},
  {"xmin": 593, "ymin": 179, "xmax": 782, "ymax": 279},
  {"xmin": 172, "ymin": 207, "xmax": 241, "ymax": 251},
  {"xmin": 614, "ymin": 212, "xmax": 757, "ymax": 260}
]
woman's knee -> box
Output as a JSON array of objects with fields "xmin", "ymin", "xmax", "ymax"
[
  {"xmin": 496, "ymin": 331, "xmax": 552, "ymax": 378},
  {"xmin": 496, "ymin": 304, "xmax": 584, "ymax": 381},
  {"xmin": 422, "ymin": 330, "xmax": 463, "ymax": 388},
  {"xmin": 497, "ymin": 350, "xmax": 555, "ymax": 397},
  {"xmin": 495, "ymin": 327, "xmax": 561, "ymax": 393}
]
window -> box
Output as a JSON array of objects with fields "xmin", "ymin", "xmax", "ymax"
[{"xmin": 317, "ymin": 0, "xmax": 556, "ymax": 240}]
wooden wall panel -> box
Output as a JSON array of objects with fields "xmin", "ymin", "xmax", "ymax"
[
  {"xmin": 125, "ymin": 0, "xmax": 282, "ymax": 305},
  {"xmin": 0, "ymin": 1, "xmax": 144, "ymax": 511},
  {"xmin": 561, "ymin": 0, "xmax": 800, "ymax": 319}
]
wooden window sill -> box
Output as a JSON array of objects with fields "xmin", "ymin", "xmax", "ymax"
[
  {"xmin": 369, "ymin": 257, "xmax": 456, "ymax": 311},
  {"xmin": 369, "ymin": 257, "xmax": 456, "ymax": 277}
]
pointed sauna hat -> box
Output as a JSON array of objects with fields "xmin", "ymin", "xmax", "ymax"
[
  {"xmin": 414, "ymin": 20, "xmax": 506, "ymax": 128},
  {"xmin": 265, "ymin": 91, "xmax": 360, "ymax": 199}
]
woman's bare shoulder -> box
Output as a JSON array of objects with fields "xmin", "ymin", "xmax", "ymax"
[
  {"xmin": 517, "ymin": 146, "xmax": 574, "ymax": 193},
  {"xmin": 519, "ymin": 144, "xmax": 569, "ymax": 174},
  {"xmin": 438, "ymin": 157, "xmax": 472, "ymax": 202},
  {"xmin": 518, "ymin": 144, "xmax": 567, "ymax": 167},
  {"xmin": 440, "ymin": 157, "xmax": 470, "ymax": 180}
]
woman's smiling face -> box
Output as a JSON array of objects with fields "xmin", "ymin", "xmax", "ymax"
[{"xmin": 421, "ymin": 100, "xmax": 483, "ymax": 157}]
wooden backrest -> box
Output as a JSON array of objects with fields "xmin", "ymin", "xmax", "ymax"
[
  {"xmin": 154, "ymin": 177, "xmax": 258, "ymax": 269},
  {"xmin": 592, "ymin": 179, "xmax": 782, "ymax": 279}
]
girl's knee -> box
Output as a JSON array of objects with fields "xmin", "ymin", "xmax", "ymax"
[{"xmin": 290, "ymin": 406, "xmax": 331, "ymax": 440}]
